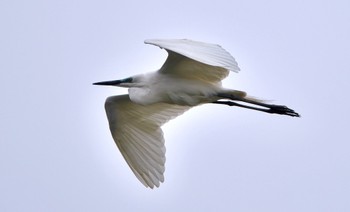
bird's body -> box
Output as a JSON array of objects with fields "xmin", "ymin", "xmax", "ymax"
[
  {"xmin": 128, "ymin": 73, "xmax": 222, "ymax": 106},
  {"xmin": 94, "ymin": 39, "xmax": 299, "ymax": 188}
]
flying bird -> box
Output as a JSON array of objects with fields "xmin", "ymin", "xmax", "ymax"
[{"xmin": 94, "ymin": 39, "xmax": 299, "ymax": 188}]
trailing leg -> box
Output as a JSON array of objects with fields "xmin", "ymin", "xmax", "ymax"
[{"xmin": 214, "ymin": 91, "xmax": 300, "ymax": 117}]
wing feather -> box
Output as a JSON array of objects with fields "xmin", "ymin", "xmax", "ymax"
[
  {"xmin": 145, "ymin": 39, "xmax": 240, "ymax": 84},
  {"xmin": 105, "ymin": 95, "xmax": 190, "ymax": 188}
]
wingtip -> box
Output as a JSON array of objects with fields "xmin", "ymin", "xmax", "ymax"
[
  {"xmin": 144, "ymin": 39, "xmax": 157, "ymax": 45},
  {"xmin": 144, "ymin": 39, "xmax": 161, "ymax": 48}
]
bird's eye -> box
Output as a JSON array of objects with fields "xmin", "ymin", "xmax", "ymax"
[{"xmin": 121, "ymin": 77, "xmax": 133, "ymax": 83}]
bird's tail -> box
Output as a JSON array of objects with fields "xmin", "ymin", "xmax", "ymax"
[{"xmin": 225, "ymin": 90, "xmax": 267, "ymax": 103}]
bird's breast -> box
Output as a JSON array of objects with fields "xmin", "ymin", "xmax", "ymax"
[{"xmin": 128, "ymin": 87, "xmax": 163, "ymax": 105}]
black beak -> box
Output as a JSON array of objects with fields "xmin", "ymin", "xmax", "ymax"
[
  {"xmin": 93, "ymin": 77, "xmax": 133, "ymax": 86},
  {"xmin": 93, "ymin": 80, "xmax": 123, "ymax": 86}
]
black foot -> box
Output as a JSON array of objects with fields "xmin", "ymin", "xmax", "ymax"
[{"xmin": 268, "ymin": 105, "xmax": 300, "ymax": 117}]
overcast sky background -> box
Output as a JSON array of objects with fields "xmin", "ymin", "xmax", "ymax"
[{"xmin": 1, "ymin": 0, "xmax": 349, "ymax": 211}]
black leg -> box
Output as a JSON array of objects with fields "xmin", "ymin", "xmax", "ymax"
[{"xmin": 214, "ymin": 93, "xmax": 300, "ymax": 117}]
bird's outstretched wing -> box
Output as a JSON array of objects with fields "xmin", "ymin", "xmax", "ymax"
[
  {"xmin": 105, "ymin": 95, "xmax": 190, "ymax": 188},
  {"xmin": 145, "ymin": 39, "xmax": 240, "ymax": 84}
]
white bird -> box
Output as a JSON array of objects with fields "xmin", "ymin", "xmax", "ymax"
[{"xmin": 94, "ymin": 39, "xmax": 299, "ymax": 189}]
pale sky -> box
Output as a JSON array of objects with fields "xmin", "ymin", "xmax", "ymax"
[{"xmin": 1, "ymin": 0, "xmax": 349, "ymax": 211}]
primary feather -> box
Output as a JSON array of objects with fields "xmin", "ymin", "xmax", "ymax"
[
  {"xmin": 145, "ymin": 39, "xmax": 240, "ymax": 73},
  {"xmin": 105, "ymin": 95, "xmax": 190, "ymax": 188}
]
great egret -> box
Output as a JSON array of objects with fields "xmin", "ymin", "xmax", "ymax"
[{"xmin": 94, "ymin": 39, "xmax": 299, "ymax": 188}]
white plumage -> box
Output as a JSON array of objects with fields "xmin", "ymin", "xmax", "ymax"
[
  {"xmin": 94, "ymin": 39, "xmax": 299, "ymax": 188},
  {"xmin": 105, "ymin": 95, "xmax": 189, "ymax": 188}
]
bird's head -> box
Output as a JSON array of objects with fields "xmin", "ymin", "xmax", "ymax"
[{"xmin": 93, "ymin": 73, "xmax": 154, "ymax": 88}]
